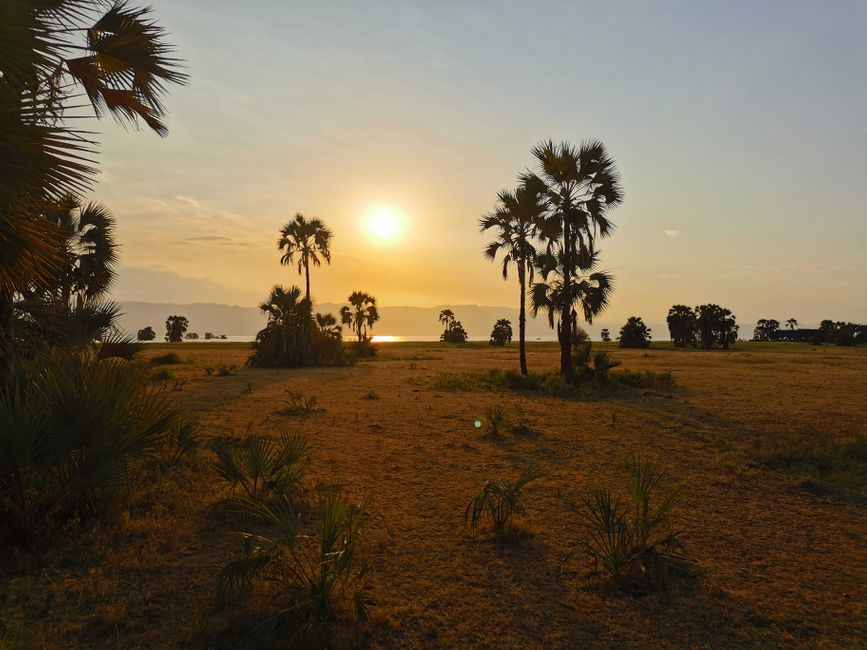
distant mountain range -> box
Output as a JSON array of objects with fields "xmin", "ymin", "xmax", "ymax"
[{"xmin": 117, "ymin": 301, "xmax": 663, "ymax": 340}]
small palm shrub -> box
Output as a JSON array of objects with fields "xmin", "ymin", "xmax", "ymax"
[
  {"xmin": 465, "ymin": 465, "xmax": 542, "ymax": 535},
  {"xmin": 572, "ymin": 455, "xmax": 691, "ymax": 590},
  {"xmin": 212, "ymin": 432, "xmax": 309, "ymax": 499},
  {"xmin": 510, "ymin": 404, "xmax": 533, "ymax": 435},
  {"xmin": 484, "ymin": 403, "xmax": 507, "ymax": 436},
  {"xmin": 218, "ymin": 487, "xmax": 373, "ymax": 626},
  {"xmin": 0, "ymin": 351, "xmax": 183, "ymax": 547},
  {"xmin": 592, "ymin": 350, "xmax": 622, "ymax": 380}
]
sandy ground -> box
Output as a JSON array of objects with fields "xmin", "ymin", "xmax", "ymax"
[{"xmin": 2, "ymin": 342, "xmax": 866, "ymax": 648}]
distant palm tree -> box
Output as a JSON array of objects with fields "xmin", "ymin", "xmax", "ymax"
[
  {"xmin": 340, "ymin": 292, "xmax": 379, "ymax": 341},
  {"xmin": 277, "ymin": 214, "xmax": 332, "ymax": 301},
  {"xmin": 786, "ymin": 318, "xmax": 798, "ymax": 331},
  {"xmin": 438, "ymin": 309, "xmax": 455, "ymax": 331},
  {"xmin": 315, "ymin": 312, "xmax": 342, "ymax": 339},
  {"xmin": 480, "ymin": 178, "xmax": 545, "ymax": 374},
  {"xmin": 524, "ymin": 140, "xmax": 623, "ymax": 381}
]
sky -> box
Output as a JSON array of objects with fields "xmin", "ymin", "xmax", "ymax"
[{"xmin": 94, "ymin": 0, "xmax": 867, "ymax": 328}]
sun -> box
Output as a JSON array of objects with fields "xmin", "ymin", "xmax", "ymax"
[{"xmin": 362, "ymin": 204, "xmax": 406, "ymax": 245}]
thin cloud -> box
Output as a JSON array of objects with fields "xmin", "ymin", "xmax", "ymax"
[
  {"xmin": 664, "ymin": 229, "xmax": 679, "ymax": 238},
  {"xmin": 184, "ymin": 235, "xmax": 233, "ymax": 242}
]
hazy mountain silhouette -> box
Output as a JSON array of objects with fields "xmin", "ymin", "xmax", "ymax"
[{"xmin": 118, "ymin": 301, "xmax": 664, "ymax": 340}]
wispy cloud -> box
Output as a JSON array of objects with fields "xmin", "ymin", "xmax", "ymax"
[
  {"xmin": 664, "ymin": 229, "xmax": 679, "ymax": 238},
  {"xmin": 184, "ymin": 235, "xmax": 233, "ymax": 242}
]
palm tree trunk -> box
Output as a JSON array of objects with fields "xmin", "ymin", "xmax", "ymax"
[
  {"xmin": 518, "ymin": 263, "xmax": 528, "ymax": 375},
  {"xmin": 304, "ymin": 263, "xmax": 311, "ymax": 301},
  {"xmin": 560, "ymin": 219, "xmax": 573, "ymax": 382},
  {"xmin": 0, "ymin": 290, "xmax": 14, "ymax": 385}
]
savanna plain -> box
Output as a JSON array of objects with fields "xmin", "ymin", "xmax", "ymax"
[{"xmin": 2, "ymin": 341, "xmax": 865, "ymax": 648}]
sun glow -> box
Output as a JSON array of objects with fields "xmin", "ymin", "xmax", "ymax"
[{"xmin": 362, "ymin": 204, "xmax": 406, "ymax": 245}]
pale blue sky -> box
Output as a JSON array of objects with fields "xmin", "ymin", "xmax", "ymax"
[{"xmin": 95, "ymin": 0, "xmax": 867, "ymax": 327}]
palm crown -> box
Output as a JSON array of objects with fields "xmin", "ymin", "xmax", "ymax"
[{"xmin": 277, "ymin": 214, "xmax": 332, "ymax": 300}]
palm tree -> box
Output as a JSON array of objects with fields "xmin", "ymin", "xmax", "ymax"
[
  {"xmin": 340, "ymin": 292, "xmax": 379, "ymax": 341},
  {"xmin": 277, "ymin": 214, "xmax": 332, "ymax": 301},
  {"xmin": 524, "ymin": 140, "xmax": 623, "ymax": 381},
  {"xmin": 786, "ymin": 318, "xmax": 798, "ymax": 331},
  {"xmin": 530, "ymin": 248, "xmax": 614, "ymax": 353},
  {"xmin": 667, "ymin": 305, "xmax": 697, "ymax": 348},
  {"xmin": 1, "ymin": 1, "xmax": 185, "ymax": 379},
  {"xmin": 438, "ymin": 309, "xmax": 456, "ymax": 334},
  {"xmin": 315, "ymin": 312, "xmax": 342, "ymax": 339},
  {"xmin": 479, "ymin": 178, "xmax": 545, "ymax": 374}
]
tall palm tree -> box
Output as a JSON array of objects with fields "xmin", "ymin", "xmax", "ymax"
[
  {"xmin": 524, "ymin": 140, "xmax": 623, "ymax": 381},
  {"xmin": 277, "ymin": 214, "xmax": 332, "ymax": 301},
  {"xmin": 479, "ymin": 178, "xmax": 545, "ymax": 374},
  {"xmin": 340, "ymin": 292, "xmax": 379, "ymax": 341},
  {"xmin": 1, "ymin": 0, "xmax": 185, "ymax": 379},
  {"xmin": 530, "ymin": 248, "xmax": 614, "ymax": 351},
  {"xmin": 786, "ymin": 318, "xmax": 798, "ymax": 331}
]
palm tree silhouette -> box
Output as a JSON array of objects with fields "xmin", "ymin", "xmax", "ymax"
[
  {"xmin": 340, "ymin": 292, "xmax": 379, "ymax": 341},
  {"xmin": 438, "ymin": 309, "xmax": 455, "ymax": 331},
  {"xmin": 1, "ymin": 1, "xmax": 185, "ymax": 379},
  {"xmin": 530, "ymin": 248, "xmax": 614, "ymax": 350},
  {"xmin": 277, "ymin": 214, "xmax": 332, "ymax": 301},
  {"xmin": 786, "ymin": 318, "xmax": 798, "ymax": 331},
  {"xmin": 315, "ymin": 312, "xmax": 342, "ymax": 339},
  {"xmin": 524, "ymin": 140, "xmax": 623, "ymax": 381},
  {"xmin": 480, "ymin": 178, "xmax": 545, "ymax": 374}
]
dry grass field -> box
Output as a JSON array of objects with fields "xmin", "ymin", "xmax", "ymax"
[{"xmin": 2, "ymin": 342, "xmax": 866, "ymax": 648}]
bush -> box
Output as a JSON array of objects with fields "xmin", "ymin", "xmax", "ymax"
[
  {"xmin": 218, "ymin": 487, "xmax": 373, "ymax": 626},
  {"xmin": 0, "ymin": 351, "xmax": 183, "ymax": 547},
  {"xmin": 464, "ymin": 465, "xmax": 542, "ymax": 536},
  {"xmin": 570, "ymin": 455, "xmax": 692, "ymax": 591},
  {"xmin": 212, "ymin": 431, "xmax": 309, "ymax": 499},
  {"xmin": 489, "ymin": 319, "xmax": 512, "ymax": 346},
  {"xmin": 150, "ymin": 352, "xmax": 182, "ymax": 365},
  {"xmin": 441, "ymin": 321, "xmax": 468, "ymax": 343},
  {"xmin": 282, "ymin": 390, "xmax": 318, "ymax": 415},
  {"xmin": 483, "ymin": 403, "xmax": 507, "ymax": 436},
  {"xmin": 758, "ymin": 429, "xmax": 866, "ymax": 501},
  {"xmin": 349, "ymin": 337, "xmax": 377, "ymax": 358},
  {"xmin": 617, "ymin": 316, "xmax": 652, "ymax": 348}
]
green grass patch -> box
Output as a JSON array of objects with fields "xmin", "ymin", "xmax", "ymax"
[
  {"xmin": 433, "ymin": 368, "xmax": 675, "ymax": 399},
  {"xmin": 758, "ymin": 430, "xmax": 867, "ymax": 502}
]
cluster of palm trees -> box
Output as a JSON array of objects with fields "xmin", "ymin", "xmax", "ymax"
[
  {"xmin": 1, "ymin": 1, "xmax": 186, "ymax": 379},
  {"xmin": 480, "ymin": 140, "xmax": 623, "ymax": 381},
  {"xmin": 271, "ymin": 214, "xmax": 379, "ymax": 354}
]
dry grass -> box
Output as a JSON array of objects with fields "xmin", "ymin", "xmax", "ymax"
[{"xmin": 1, "ymin": 342, "xmax": 866, "ymax": 647}]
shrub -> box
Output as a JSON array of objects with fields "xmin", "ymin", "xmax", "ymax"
[
  {"xmin": 510, "ymin": 404, "xmax": 533, "ymax": 435},
  {"xmin": 361, "ymin": 391, "xmax": 379, "ymax": 400},
  {"xmin": 212, "ymin": 431, "xmax": 309, "ymax": 499},
  {"xmin": 349, "ymin": 337, "xmax": 377, "ymax": 358},
  {"xmin": 216, "ymin": 364, "xmax": 237, "ymax": 376},
  {"xmin": 571, "ymin": 455, "xmax": 692, "ymax": 590},
  {"xmin": 592, "ymin": 350, "xmax": 622, "ymax": 380},
  {"xmin": 248, "ymin": 286, "xmax": 346, "ymax": 368},
  {"xmin": 610, "ymin": 370, "xmax": 674, "ymax": 390},
  {"xmin": 441, "ymin": 321, "xmax": 468, "ymax": 343},
  {"xmin": 758, "ymin": 429, "xmax": 866, "ymax": 501},
  {"xmin": 489, "ymin": 319, "xmax": 512, "ymax": 346},
  {"xmin": 0, "ymin": 352, "xmax": 183, "ymax": 547},
  {"xmin": 150, "ymin": 352, "xmax": 182, "ymax": 365},
  {"xmin": 484, "ymin": 403, "xmax": 507, "ymax": 436},
  {"xmin": 464, "ymin": 465, "xmax": 542, "ymax": 536},
  {"xmin": 617, "ymin": 316, "xmax": 652, "ymax": 348},
  {"xmin": 218, "ymin": 487, "xmax": 373, "ymax": 625},
  {"xmin": 283, "ymin": 390, "xmax": 318, "ymax": 415}
]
